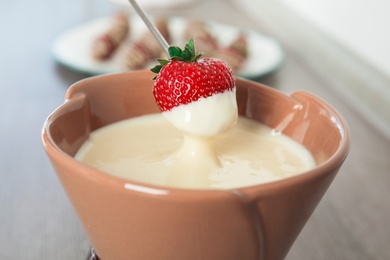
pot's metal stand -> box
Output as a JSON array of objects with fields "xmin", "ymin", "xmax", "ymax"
[{"xmin": 86, "ymin": 248, "xmax": 99, "ymax": 260}]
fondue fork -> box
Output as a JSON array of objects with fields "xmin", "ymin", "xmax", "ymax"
[{"xmin": 127, "ymin": 0, "xmax": 170, "ymax": 57}]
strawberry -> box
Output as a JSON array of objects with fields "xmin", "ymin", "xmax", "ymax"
[{"xmin": 151, "ymin": 39, "xmax": 235, "ymax": 112}]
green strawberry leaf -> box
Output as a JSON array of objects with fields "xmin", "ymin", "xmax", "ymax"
[
  {"xmin": 150, "ymin": 65, "xmax": 162, "ymax": 74},
  {"xmin": 186, "ymin": 38, "xmax": 195, "ymax": 55},
  {"xmin": 191, "ymin": 52, "xmax": 204, "ymax": 62},
  {"xmin": 171, "ymin": 56, "xmax": 184, "ymax": 61},
  {"xmin": 181, "ymin": 48, "xmax": 191, "ymax": 60},
  {"xmin": 168, "ymin": 46, "xmax": 182, "ymax": 58},
  {"xmin": 188, "ymin": 38, "xmax": 194, "ymax": 49},
  {"xmin": 157, "ymin": 59, "xmax": 170, "ymax": 66}
]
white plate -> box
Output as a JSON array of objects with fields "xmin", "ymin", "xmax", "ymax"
[
  {"xmin": 52, "ymin": 16, "xmax": 284, "ymax": 79},
  {"xmin": 109, "ymin": 0, "xmax": 198, "ymax": 9}
]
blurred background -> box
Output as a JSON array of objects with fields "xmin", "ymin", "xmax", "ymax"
[
  {"xmin": 240, "ymin": 0, "xmax": 390, "ymax": 139},
  {"xmin": 1, "ymin": 0, "xmax": 389, "ymax": 259}
]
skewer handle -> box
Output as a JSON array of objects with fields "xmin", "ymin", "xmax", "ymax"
[{"xmin": 127, "ymin": 0, "xmax": 170, "ymax": 56}]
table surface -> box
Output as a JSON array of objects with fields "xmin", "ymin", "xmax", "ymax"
[{"xmin": 1, "ymin": 1, "xmax": 389, "ymax": 259}]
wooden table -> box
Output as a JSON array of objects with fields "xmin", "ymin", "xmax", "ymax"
[{"xmin": 1, "ymin": 0, "xmax": 389, "ymax": 259}]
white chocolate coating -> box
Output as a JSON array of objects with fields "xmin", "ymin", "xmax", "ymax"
[{"xmin": 162, "ymin": 89, "xmax": 238, "ymax": 138}]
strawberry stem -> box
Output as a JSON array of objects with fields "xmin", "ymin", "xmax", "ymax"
[{"xmin": 151, "ymin": 38, "xmax": 203, "ymax": 78}]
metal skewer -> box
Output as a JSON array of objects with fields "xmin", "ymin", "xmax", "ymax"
[{"xmin": 127, "ymin": 0, "xmax": 170, "ymax": 56}]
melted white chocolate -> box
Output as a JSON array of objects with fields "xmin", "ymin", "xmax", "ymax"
[
  {"xmin": 75, "ymin": 114, "xmax": 316, "ymax": 189},
  {"xmin": 162, "ymin": 89, "xmax": 238, "ymax": 138}
]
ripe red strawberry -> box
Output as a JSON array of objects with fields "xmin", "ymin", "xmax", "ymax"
[{"xmin": 151, "ymin": 39, "xmax": 235, "ymax": 112}]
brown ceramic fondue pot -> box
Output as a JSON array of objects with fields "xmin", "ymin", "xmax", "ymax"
[{"xmin": 42, "ymin": 70, "xmax": 350, "ymax": 260}]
